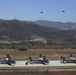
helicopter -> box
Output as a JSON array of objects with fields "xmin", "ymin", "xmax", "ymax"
[
  {"xmin": 40, "ymin": 11, "xmax": 44, "ymax": 13},
  {"xmin": 61, "ymin": 10, "xmax": 65, "ymax": 13}
]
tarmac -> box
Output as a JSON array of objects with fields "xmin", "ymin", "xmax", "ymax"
[{"xmin": 0, "ymin": 60, "xmax": 76, "ymax": 68}]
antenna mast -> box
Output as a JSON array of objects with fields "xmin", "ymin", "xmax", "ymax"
[{"xmin": 14, "ymin": 14, "xmax": 17, "ymax": 20}]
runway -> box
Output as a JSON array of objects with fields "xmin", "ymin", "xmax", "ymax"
[{"xmin": 0, "ymin": 60, "xmax": 76, "ymax": 68}]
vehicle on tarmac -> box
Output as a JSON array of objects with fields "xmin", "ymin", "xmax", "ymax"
[
  {"xmin": 25, "ymin": 54, "xmax": 49, "ymax": 65},
  {"xmin": 0, "ymin": 54, "xmax": 16, "ymax": 65},
  {"xmin": 60, "ymin": 54, "xmax": 76, "ymax": 64}
]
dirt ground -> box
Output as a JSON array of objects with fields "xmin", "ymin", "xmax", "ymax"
[
  {"xmin": 0, "ymin": 68, "xmax": 76, "ymax": 75},
  {"xmin": 0, "ymin": 49, "xmax": 76, "ymax": 60},
  {"xmin": 0, "ymin": 49, "xmax": 76, "ymax": 74}
]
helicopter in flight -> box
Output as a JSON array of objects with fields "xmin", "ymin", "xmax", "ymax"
[
  {"xmin": 61, "ymin": 10, "xmax": 65, "ymax": 13},
  {"xmin": 40, "ymin": 11, "xmax": 44, "ymax": 13}
]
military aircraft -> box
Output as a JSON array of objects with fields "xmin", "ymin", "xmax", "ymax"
[
  {"xmin": 0, "ymin": 54, "xmax": 16, "ymax": 65},
  {"xmin": 62, "ymin": 10, "xmax": 65, "ymax": 13},
  {"xmin": 25, "ymin": 54, "xmax": 49, "ymax": 65},
  {"xmin": 60, "ymin": 54, "xmax": 76, "ymax": 64},
  {"xmin": 40, "ymin": 11, "xmax": 43, "ymax": 13}
]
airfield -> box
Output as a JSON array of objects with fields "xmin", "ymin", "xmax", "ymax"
[
  {"xmin": 0, "ymin": 49, "xmax": 76, "ymax": 75},
  {"xmin": 0, "ymin": 60, "xmax": 76, "ymax": 68},
  {"xmin": 0, "ymin": 49, "xmax": 76, "ymax": 68}
]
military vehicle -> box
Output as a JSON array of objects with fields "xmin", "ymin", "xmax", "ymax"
[
  {"xmin": 25, "ymin": 54, "xmax": 49, "ymax": 65},
  {"xmin": 18, "ymin": 47, "xmax": 27, "ymax": 51},
  {"xmin": 60, "ymin": 54, "xmax": 76, "ymax": 64},
  {"xmin": 0, "ymin": 54, "xmax": 16, "ymax": 65}
]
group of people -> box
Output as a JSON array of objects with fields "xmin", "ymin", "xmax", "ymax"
[
  {"xmin": 28, "ymin": 54, "xmax": 47, "ymax": 62},
  {"xmin": 60, "ymin": 54, "xmax": 76, "ymax": 63},
  {"xmin": 25, "ymin": 54, "xmax": 49, "ymax": 65}
]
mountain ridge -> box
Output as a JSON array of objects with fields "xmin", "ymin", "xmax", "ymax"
[
  {"xmin": 33, "ymin": 20, "xmax": 76, "ymax": 30},
  {"xmin": 0, "ymin": 19, "xmax": 76, "ymax": 44}
]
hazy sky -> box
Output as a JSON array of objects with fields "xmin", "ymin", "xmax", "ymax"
[{"xmin": 0, "ymin": 0, "xmax": 76, "ymax": 22}]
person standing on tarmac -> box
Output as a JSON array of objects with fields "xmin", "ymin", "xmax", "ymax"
[{"xmin": 6, "ymin": 54, "xmax": 11, "ymax": 65}]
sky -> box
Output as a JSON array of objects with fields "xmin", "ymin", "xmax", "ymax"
[{"xmin": 0, "ymin": 0, "xmax": 76, "ymax": 22}]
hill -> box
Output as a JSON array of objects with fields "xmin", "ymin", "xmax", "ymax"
[
  {"xmin": 34, "ymin": 20, "xmax": 76, "ymax": 30},
  {"xmin": 0, "ymin": 19, "xmax": 76, "ymax": 45}
]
